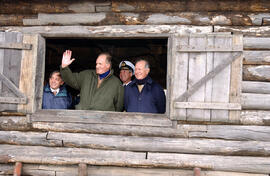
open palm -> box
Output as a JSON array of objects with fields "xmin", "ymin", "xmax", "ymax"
[{"xmin": 61, "ymin": 50, "xmax": 75, "ymax": 68}]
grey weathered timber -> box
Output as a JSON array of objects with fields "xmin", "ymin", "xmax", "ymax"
[
  {"xmin": 0, "ymin": 25, "xmax": 212, "ymax": 38},
  {"xmin": 0, "ymin": 144, "xmax": 269, "ymax": 173},
  {"xmin": 240, "ymin": 110, "xmax": 270, "ymax": 125},
  {"xmin": 243, "ymin": 65, "xmax": 270, "ymax": 81},
  {"xmin": 31, "ymin": 110, "xmax": 172, "ymax": 127},
  {"xmin": 32, "ymin": 122, "xmax": 186, "ymax": 138},
  {"xmin": 47, "ymin": 131, "xmax": 270, "ymax": 156},
  {"xmin": 0, "ymin": 144, "xmax": 146, "ymax": 165},
  {"xmin": 242, "ymin": 81, "xmax": 270, "ymax": 94},
  {"xmin": 186, "ymin": 124, "xmax": 270, "ymax": 141},
  {"xmin": 0, "ymin": 116, "xmax": 30, "ymax": 131},
  {"xmin": 172, "ymin": 34, "xmax": 242, "ymax": 122},
  {"xmin": 0, "ymin": 32, "xmax": 23, "ymax": 111},
  {"xmin": 174, "ymin": 102, "xmax": 241, "ymax": 110},
  {"xmin": 243, "ymin": 51, "xmax": 270, "ymax": 65},
  {"xmin": 0, "ymin": 32, "xmax": 4, "ymax": 94},
  {"xmin": 214, "ymin": 26, "xmax": 270, "ymax": 36},
  {"xmin": 0, "ymin": 131, "xmax": 62, "ymax": 147},
  {"xmin": 244, "ymin": 37, "xmax": 270, "ymax": 50},
  {"xmin": 242, "ymin": 93, "xmax": 270, "ymax": 110},
  {"xmin": 0, "ymin": 42, "xmax": 31, "ymax": 50},
  {"xmin": 146, "ymin": 152, "xmax": 270, "ymax": 174},
  {"xmin": 18, "ymin": 34, "xmax": 45, "ymax": 113},
  {"xmin": 1, "ymin": 164, "xmax": 267, "ymax": 176}
]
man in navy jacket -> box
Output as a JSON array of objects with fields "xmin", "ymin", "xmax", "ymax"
[
  {"xmin": 124, "ymin": 59, "xmax": 166, "ymax": 114},
  {"xmin": 42, "ymin": 71, "xmax": 72, "ymax": 109}
]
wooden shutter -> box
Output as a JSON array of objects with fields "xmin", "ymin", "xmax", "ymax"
[
  {"xmin": 169, "ymin": 33, "xmax": 243, "ymax": 122},
  {"xmin": 0, "ymin": 32, "xmax": 45, "ymax": 113}
]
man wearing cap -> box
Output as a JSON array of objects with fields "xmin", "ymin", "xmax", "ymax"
[
  {"xmin": 119, "ymin": 61, "xmax": 135, "ymax": 86},
  {"xmin": 60, "ymin": 50, "xmax": 124, "ymax": 112},
  {"xmin": 124, "ymin": 59, "xmax": 166, "ymax": 114}
]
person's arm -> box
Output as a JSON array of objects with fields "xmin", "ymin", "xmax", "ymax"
[
  {"xmin": 115, "ymin": 84, "xmax": 124, "ymax": 112},
  {"xmin": 154, "ymin": 85, "xmax": 166, "ymax": 114}
]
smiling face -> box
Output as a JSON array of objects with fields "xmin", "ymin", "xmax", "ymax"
[
  {"xmin": 49, "ymin": 72, "xmax": 64, "ymax": 89},
  {"xmin": 135, "ymin": 60, "xmax": 150, "ymax": 80},
  {"xmin": 119, "ymin": 69, "xmax": 133, "ymax": 84},
  {"xmin": 96, "ymin": 54, "xmax": 111, "ymax": 75}
]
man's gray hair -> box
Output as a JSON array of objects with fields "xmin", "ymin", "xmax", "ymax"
[{"xmin": 135, "ymin": 59, "xmax": 150, "ymax": 69}]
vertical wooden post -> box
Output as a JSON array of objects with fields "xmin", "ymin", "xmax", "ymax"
[
  {"xmin": 13, "ymin": 162, "xmax": 22, "ymax": 176},
  {"xmin": 78, "ymin": 163, "xmax": 87, "ymax": 176},
  {"xmin": 193, "ymin": 167, "xmax": 201, "ymax": 176}
]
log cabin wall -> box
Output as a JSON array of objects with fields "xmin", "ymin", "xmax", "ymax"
[{"xmin": 1, "ymin": 0, "xmax": 270, "ymax": 175}]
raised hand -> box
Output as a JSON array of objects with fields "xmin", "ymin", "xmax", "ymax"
[{"xmin": 61, "ymin": 50, "xmax": 75, "ymax": 68}]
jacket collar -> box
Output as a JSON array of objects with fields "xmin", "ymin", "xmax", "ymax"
[{"xmin": 130, "ymin": 76, "xmax": 153, "ymax": 87}]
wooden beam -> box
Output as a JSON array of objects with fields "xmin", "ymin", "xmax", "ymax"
[
  {"xmin": 242, "ymin": 93, "xmax": 270, "ymax": 110},
  {"xmin": 242, "ymin": 81, "xmax": 270, "ymax": 94},
  {"xmin": 78, "ymin": 163, "xmax": 87, "ymax": 176},
  {"xmin": 46, "ymin": 131, "xmax": 270, "ymax": 156},
  {"xmin": 243, "ymin": 51, "xmax": 270, "ymax": 65},
  {"xmin": 0, "ymin": 43, "xmax": 31, "ymax": 50},
  {"xmin": 31, "ymin": 110, "xmax": 172, "ymax": 127},
  {"xmin": 0, "ymin": 144, "xmax": 270, "ymax": 173},
  {"xmin": 0, "ymin": 97, "xmax": 27, "ymax": 104},
  {"xmin": 13, "ymin": 162, "xmax": 22, "ymax": 176},
  {"xmin": 174, "ymin": 102, "xmax": 241, "ymax": 110},
  {"xmin": 243, "ymin": 65, "xmax": 270, "ymax": 82}
]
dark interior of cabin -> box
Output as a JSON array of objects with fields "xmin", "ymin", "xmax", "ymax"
[{"xmin": 45, "ymin": 38, "xmax": 168, "ymax": 98}]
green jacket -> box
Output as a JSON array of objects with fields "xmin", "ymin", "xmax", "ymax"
[{"xmin": 60, "ymin": 66, "xmax": 124, "ymax": 111}]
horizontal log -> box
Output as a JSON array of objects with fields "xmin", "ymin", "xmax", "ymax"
[
  {"xmin": 0, "ymin": 116, "xmax": 30, "ymax": 131},
  {"xmin": 214, "ymin": 26, "xmax": 270, "ymax": 36},
  {"xmin": 47, "ymin": 131, "xmax": 270, "ymax": 156},
  {"xmin": 0, "ymin": 131, "xmax": 61, "ymax": 147},
  {"xmin": 242, "ymin": 81, "xmax": 270, "ymax": 94},
  {"xmin": 33, "ymin": 121, "xmax": 270, "ymax": 142},
  {"xmin": 31, "ymin": 110, "xmax": 172, "ymax": 127},
  {"xmin": 0, "ymin": 164, "xmax": 267, "ymax": 176},
  {"xmin": 174, "ymin": 102, "xmax": 241, "ymax": 110},
  {"xmin": 243, "ymin": 51, "xmax": 270, "ymax": 65},
  {"xmin": 243, "ymin": 65, "xmax": 270, "ymax": 81},
  {"xmin": 242, "ymin": 93, "xmax": 270, "ymax": 110},
  {"xmin": 244, "ymin": 37, "xmax": 270, "ymax": 49},
  {"xmin": 187, "ymin": 124, "xmax": 270, "ymax": 141},
  {"xmin": 32, "ymin": 122, "xmax": 187, "ymax": 137},
  {"xmin": 0, "ymin": 42, "xmax": 32, "ymax": 50},
  {"xmin": 0, "ymin": 25, "xmax": 212, "ymax": 37},
  {"xmin": 240, "ymin": 110, "xmax": 270, "ymax": 125},
  {"xmin": 0, "ymin": 144, "xmax": 269, "ymax": 173},
  {"xmin": 146, "ymin": 152, "xmax": 270, "ymax": 174}
]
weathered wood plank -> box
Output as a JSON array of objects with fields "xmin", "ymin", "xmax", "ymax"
[
  {"xmin": 0, "ymin": 25, "xmax": 212, "ymax": 38},
  {"xmin": 0, "ymin": 116, "xmax": 30, "ymax": 131},
  {"xmin": 0, "ymin": 73, "xmax": 26, "ymax": 98},
  {"xmin": 18, "ymin": 34, "xmax": 45, "ymax": 113},
  {"xmin": 187, "ymin": 36, "xmax": 207, "ymax": 121},
  {"xmin": 242, "ymin": 93, "xmax": 270, "ymax": 110},
  {"xmin": 0, "ymin": 144, "xmax": 146, "ymax": 165},
  {"xmin": 0, "ymin": 131, "xmax": 62, "ymax": 147},
  {"xmin": 243, "ymin": 51, "xmax": 270, "ymax": 65},
  {"xmin": 229, "ymin": 34, "xmax": 242, "ymax": 123},
  {"xmin": 244, "ymin": 37, "xmax": 270, "ymax": 50},
  {"xmin": 171, "ymin": 35, "xmax": 189, "ymax": 120},
  {"xmin": 187, "ymin": 124, "xmax": 270, "ymax": 141},
  {"xmin": 31, "ymin": 110, "xmax": 172, "ymax": 127},
  {"xmin": 242, "ymin": 81, "xmax": 270, "ymax": 94},
  {"xmin": 174, "ymin": 102, "xmax": 241, "ymax": 110},
  {"xmin": 0, "ymin": 32, "xmax": 4, "ymax": 95},
  {"xmin": 47, "ymin": 131, "xmax": 270, "ymax": 156},
  {"xmin": 1, "ymin": 164, "xmax": 267, "ymax": 176},
  {"xmin": 214, "ymin": 26, "xmax": 270, "ymax": 37},
  {"xmin": 0, "ymin": 97, "xmax": 26, "ymax": 104},
  {"xmin": 32, "ymin": 122, "xmax": 186, "ymax": 138},
  {"xmin": 0, "ymin": 42, "xmax": 31, "ymax": 50},
  {"xmin": 147, "ymin": 152, "xmax": 270, "ymax": 174},
  {"xmin": 243, "ymin": 65, "xmax": 270, "ymax": 82},
  {"xmin": 240, "ymin": 110, "xmax": 270, "ymax": 125},
  {"xmin": 0, "ymin": 144, "xmax": 269, "ymax": 173}
]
